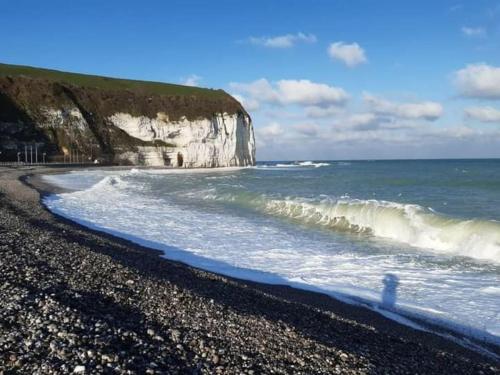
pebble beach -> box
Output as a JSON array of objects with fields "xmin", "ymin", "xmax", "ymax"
[{"xmin": 0, "ymin": 166, "xmax": 498, "ymax": 374}]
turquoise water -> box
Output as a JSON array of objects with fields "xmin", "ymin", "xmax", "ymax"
[{"xmin": 43, "ymin": 159, "xmax": 500, "ymax": 349}]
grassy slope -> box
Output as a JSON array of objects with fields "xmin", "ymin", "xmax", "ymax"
[{"xmin": 0, "ymin": 63, "xmax": 228, "ymax": 98}]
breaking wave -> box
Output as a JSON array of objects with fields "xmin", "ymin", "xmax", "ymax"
[
  {"xmin": 258, "ymin": 161, "xmax": 330, "ymax": 169},
  {"xmin": 70, "ymin": 175, "xmax": 500, "ymax": 264},
  {"xmin": 295, "ymin": 161, "xmax": 330, "ymax": 167},
  {"xmin": 88, "ymin": 175, "xmax": 131, "ymax": 191},
  {"xmin": 206, "ymin": 193, "xmax": 500, "ymax": 263},
  {"xmin": 43, "ymin": 168, "xmax": 500, "ymax": 350}
]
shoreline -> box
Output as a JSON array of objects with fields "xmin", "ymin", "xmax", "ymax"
[
  {"xmin": 1, "ymin": 165, "xmax": 498, "ymax": 373},
  {"xmin": 37, "ymin": 169, "xmax": 500, "ymax": 352},
  {"xmin": 35, "ymin": 167, "xmax": 500, "ymax": 351}
]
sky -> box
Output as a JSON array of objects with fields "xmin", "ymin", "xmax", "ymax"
[{"xmin": 1, "ymin": 0, "xmax": 500, "ymax": 160}]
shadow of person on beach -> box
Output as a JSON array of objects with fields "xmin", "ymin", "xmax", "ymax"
[
  {"xmin": 381, "ymin": 273, "xmax": 399, "ymax": 310},
  {"xmin": 6, "ymin": 193, "xmax": 500, "ymax": 371}
]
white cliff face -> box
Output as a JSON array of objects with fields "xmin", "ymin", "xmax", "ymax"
[
  {"xmin": 108, "ymin": 112, "xmax": 255, "ymax": 167},
  {"xmin": 40, "ymin": 107, "xmax": 88, "ymax": 131}
]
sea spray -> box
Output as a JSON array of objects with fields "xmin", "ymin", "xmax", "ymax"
[
  {"xmin": 42, "ymin": 160, "xmax": 500, "ymax": 346},
  {"xmin": 201, "ymin": 192, "xmax": 500, "ymax": 263},
  {"xmin": 262, "ymin": 197, "xmax": 500, "ymax": 263}
]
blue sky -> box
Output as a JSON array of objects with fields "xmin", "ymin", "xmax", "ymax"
[{"xmin": 1, "ymin": 0, "xmax": 500, "ymax": 160}]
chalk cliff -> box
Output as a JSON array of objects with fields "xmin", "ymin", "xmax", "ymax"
[{"xmin": 0, "ymin": 63, "xmax": 255, "ymax": 167}]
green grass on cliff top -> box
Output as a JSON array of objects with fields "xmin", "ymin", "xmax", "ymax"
[{"xmin": 0, "ymin": 62, "xmax": 229, "ymax": 98}]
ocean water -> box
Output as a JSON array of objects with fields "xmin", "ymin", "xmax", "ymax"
[{"xmin": 42, "ymin": 160, "xmax": 500, "ymax": 349}]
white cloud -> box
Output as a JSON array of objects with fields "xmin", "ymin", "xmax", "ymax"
[
  {"xmin": 461, "ymin": 26, "xmax": 486, "ymax": 37},
  {"xmin": 248, "ymin": 32, "xmax": 316, "ymax": 48},
  {"xmin": 464, "ymin": 106, "xmax": 500, "ymax": 122},
  {"xmin": 305, "ymin": 105, "xmax": 344, "ymax": 118},
  {"xmin": 257, "ymin": 122, "xmax": 285, "ymax": 137},
  {"xmin": 454, "ymin": 63, "xmax": 500, "ymax": 99},
  {"xmin": 276, "ymin": 80, "xmax": 349, "ymax": 106},
  {"xmin": 230, "ymin": 78, "xmax": 349, "ymax": 107},
  {"xmin": 230, "ymin": 79, "xmax": 279, "ymax": 103},
  {"xmin": 294, "ymin": 123, "xmax": 320, "ymax": 136},
  {"xmin": 182, "ymin": 74, "xmax": 202, "ymax": 87},
  {"xmin": 444, "ymin": 126, "xmax": 477, "ymax": 139},
  {"xmin": 327, "ymin": 42, "xmax": 367, "ymax": 67},
  {"xmin": 256, "ymin": 118, "xmax": 500, "ymax": 160},
  {"xmin": 343, "ymin": 113, "xmax": 379, "ymax": 130},
  {"xmin": 254, "ymin": 122, "xmax": 287, "ymax": 149},
  {"xmin": 363, "ymin": 93, "xmax": 443, "ymax": 120},
  {"xmin": 232, "ymin": 94, "xmax": 260, "ymax": 112}
]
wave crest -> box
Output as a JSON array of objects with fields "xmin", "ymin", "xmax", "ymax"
[
  {"xmin": 267, "ymin": 198, "xmax": 500, "ymax": 262},
  {"xmin": 204, "ymin": 192, "xmax": 500, "ymax": 263},
  {"xmin": 83, "ymin": 176, "xmax": 500, "ymax": 264},
  {"xmin": 258, "ymin": 161, "xmax": 330, "ymax": 169}
]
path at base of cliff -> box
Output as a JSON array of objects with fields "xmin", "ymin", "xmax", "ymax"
[
  {"xmin": 0, "ymin": 166, "xmax": 498, "ymax": 374},
  {"xmin": 0, "ymin": 63, "xmax": 256, "ymax": 168}
]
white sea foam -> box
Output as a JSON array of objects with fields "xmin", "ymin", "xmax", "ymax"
[
  {"xmin": 258, "ymin": 161, "xmax": 330, "ymax": 169},
  {"xmin": 275, "ymin": 164, "xmax": 301, "ymax": 168},
  {"xmin": 296, "ymin": 161, "xmax": 330, "ymax": 167},
  {"xmin": 200, "ymin": 189, "xmax": 500, "ymax": 263},
  {"xmin": 259, "ymin": 197, "xmax": 500, "ymax": 263},
  {"xmin": 42, "ymin": 170, "xmax": 500, "ymax": 349}
]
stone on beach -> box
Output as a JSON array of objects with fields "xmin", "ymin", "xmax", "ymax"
[{"xmin": 0, "ymin": 166, "xmax": 498, "ymax": 374}]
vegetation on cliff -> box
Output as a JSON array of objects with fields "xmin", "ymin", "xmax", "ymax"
[
  {"xmin": 0, "ymin": 63, "xmax": 247, "ymax": 164},
  {"xmin": 0, "ymin": 63, "xmax": 228, "ymax": 98}
]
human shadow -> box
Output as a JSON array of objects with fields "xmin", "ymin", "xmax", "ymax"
[
  {"xmin": 381, "ymin": 273, "xmax": 399, "ymax": 309},
  {"xmin": 3, "ymin": 192, "xmax": 499, "ymax": 371}
]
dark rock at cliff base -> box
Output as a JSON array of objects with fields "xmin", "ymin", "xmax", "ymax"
[{"xmin": 0, "ymin": 63, "xmax": 255, "ymax": 167}]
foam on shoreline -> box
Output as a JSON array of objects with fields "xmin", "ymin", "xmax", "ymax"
[{"xmin": 40, "ymin": 168, "xmax": 500, "ymax": 357}]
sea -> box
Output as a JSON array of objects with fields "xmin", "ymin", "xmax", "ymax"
[{"xmin": 42, "ymin": 159, "xmax": 500, "ymax": 352}]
